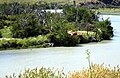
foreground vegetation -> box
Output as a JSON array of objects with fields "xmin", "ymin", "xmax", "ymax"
[
  {"xmin": 67, "ymin": 64, "xmax": 120, "ymax": 78},
  {"xmin": 6, "ymin": 64, "xmax": 120, "ymax": 78}
]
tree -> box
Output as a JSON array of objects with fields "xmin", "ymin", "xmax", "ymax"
[{"xmin": 64, "ymin": 6, "xmax": 96, "ymax": 23}]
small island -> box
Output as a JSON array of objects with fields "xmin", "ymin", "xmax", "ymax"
[{"xmin": 0, "ymin": 0, "xmax": 113, "ymax": 50}]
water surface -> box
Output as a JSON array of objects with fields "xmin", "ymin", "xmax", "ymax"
[{"xmin": 0, "ymin": 15, "xmax": 120, "ymax": 78}]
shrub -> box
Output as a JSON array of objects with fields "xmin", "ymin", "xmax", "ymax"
[
  {"xmin": 0, "ymin": 26, "xmax": 12, "ymax": 38},
  {"xmin": 0, "ymin": 31, "xmax": 2, "ymax": 38},
  {"xmin": 48, "ymin": 31, "xmax": 80, "ymax": 46},
  {"xmin": 64, "ymin": 6, "xmax": 96, "ymax": 23},
  {"xmin": 0, "ymin": 35, "xmax": 50, "ymax": 50},
  {"xmin": 96, "ymin": 19, "xmax": 113, "ymax": 40}
]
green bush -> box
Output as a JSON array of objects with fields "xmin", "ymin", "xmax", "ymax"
[
  {"xmin": 0, "ymin": 35, "xmax": 50, "ymax": 50},
  {"xmin": 48, "ymin": 31, "xmax": 80, "ymax": 46},
  {"xmin": 0, "ymin": 26, "xmax": 12, "ymax": 38},
  {"xmin": 96, "ymin": 19, "xmax": 113, "ymax": 40},
  {"xmin": 64, "ymin": 6, "xmax": 96, "ymax": 23},
  {"xmin": 0, "ymin": 31, "xmax": 2, "ymax": 38}
]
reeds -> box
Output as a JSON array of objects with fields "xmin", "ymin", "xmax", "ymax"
[
  {"xmin": 67, "ymin": 64, "xmax": 120, "ymax": 78},
  {"xmin": 6, "ymin": 64, "xmax": 120, "ymax": 78},
  {"xmin": 6, "ymin": 67, "xmax": 65, "ymax": 78}
]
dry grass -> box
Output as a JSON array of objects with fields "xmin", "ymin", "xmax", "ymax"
[
  {"xmin": 6, "ymin": 64, "xmax": 120, "ymax": 78},
  {"xmin": 77, "ymin": 31, "xmax": 95, "ymax": 36},
  {"xmin": 67, "ymin": 64, "xmax": 120, "ymax": 78},
  {"xmin": 6, "ymin": 67, "xmax": 65, "ymax": 78}
]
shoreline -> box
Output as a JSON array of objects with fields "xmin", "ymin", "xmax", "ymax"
[
  {"xmin": 0, "ymin": 38, "xmax": 112, "ymax": 51},
  {"xmin": 100, "ymin": 12, "xmax": 120, "ymax": 15}
]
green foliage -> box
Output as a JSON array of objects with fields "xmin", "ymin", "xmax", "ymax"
[
  {"xmin": 0, "ymin": 1, "xmax": 114, "ymax": 48},
  {"xmin": 48, "ymin": 31, "xmax": 80, "ymax": 46},
  {"xmin": 77, "ymin": 7, "xmax": 96, "ymax": 23},
  {"xmin": 0, "ymin": 31, "xmax": 2, "ymax": 38},
  {"xmin": 11, "ymin": 13, "xmax": 49, "ymax": 38},
  {"xmin": 46, "ymin": 18, "xmax": 80, "ymax": 46},
  {"xmin": 86, "ymin": 49, "xmax": 92, "ymax": 78},
  {"xmin": 0, "ymin": 26, "xmax": 12, "ymax": 38},
  {"xmin": 64, "ymin": 6, "xmax": 96, "ymax": 23},
  {"xmin": 0, "ymin": 35, "xmax": 49, "ymax": 50},
  {"xmin": 96, "ymin": 19, "xmax": 113, "ymax": 40}
]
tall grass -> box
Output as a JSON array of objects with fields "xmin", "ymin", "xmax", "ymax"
[
  {"xmin": 6, "ymin": 67, "xmax": 65, "ymax": 78},
  {"xmin": 67, "ymin": 64, "xmax": 120, "ymax": 78},
  {"xmin": 6, "ymin": 64, "xmax": 120, "ymax": 78}
]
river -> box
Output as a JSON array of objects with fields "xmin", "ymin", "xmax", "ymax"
[{"xmin": 0, "ymin": 15, "xmax": 120, "ymax": 78}]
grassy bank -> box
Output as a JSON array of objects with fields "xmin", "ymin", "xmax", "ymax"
[
  {"xmin": 98, "ymin": 8, "xmax": 120, "ymax": 12},
  {"xmin": 0, "ymin": 35, "xmax": 50, "ymax": 50},
  {"xmin": 97, "ymin": 8, "xmax": 120, "ymax": 15}
]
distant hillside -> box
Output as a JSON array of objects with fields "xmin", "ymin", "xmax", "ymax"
[
  {"xmin": 0, "ymin": 0, "xmax": 98, "ymax": 4},
  {"xmin": 0, "ymin": 0, "xmax": 119, "ymax": 8}
]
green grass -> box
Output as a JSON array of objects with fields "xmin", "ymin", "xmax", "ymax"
[
  {"xmin": 97, "ymin": 8, "xmax": 120, "ymax": 12},
  {"xmin": 96, "ymin": 8, "xmax": 120, "ymax": 15},
  {"xmin": 0, "ymin": 35, "xmax": 49, "ymax": 50}
]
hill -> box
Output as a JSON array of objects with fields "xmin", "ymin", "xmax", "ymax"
[{"xmin": 0, "ymin": 0, "xmax": 98, "ymax": 4}]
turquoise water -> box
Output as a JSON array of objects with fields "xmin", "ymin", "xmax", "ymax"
[{"xmin": 0, "ymin": 15, "xmax": 120, "ymax": 78}]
